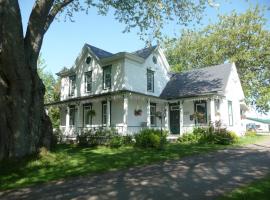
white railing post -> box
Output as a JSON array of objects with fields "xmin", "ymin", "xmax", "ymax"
[
  {"xmin": 106, "ymin": 98, "xmax": 111, "ymax": 128},
  {"xmin": 147, "ymin": 98, "xmax": 151, "ymax": 128}
]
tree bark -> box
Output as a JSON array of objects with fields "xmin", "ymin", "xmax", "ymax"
[{"xmin": 0, "ymin": 0, "xmax": 52, "ymax": 160}]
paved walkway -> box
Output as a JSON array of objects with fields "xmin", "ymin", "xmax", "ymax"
[{"xmin": 1, "ymin": 140, "xmax": 270, "ymax": 200}]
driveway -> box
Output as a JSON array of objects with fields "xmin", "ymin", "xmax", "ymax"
[{"xmin": 1, "ymin": 140, "xmax": 270, "ymax": 200}]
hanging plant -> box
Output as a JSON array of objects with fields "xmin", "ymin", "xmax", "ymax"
[
  {"xmin": 155, "ymin": 111, "xmax": 163, "ymax": 119},
  {"xmin": 134, "ymin": 109, "xmax": 142, "ymax": 116},
  {"xmin": 87, "ymin": 110, "xmax": 96, "ymax": 117}
]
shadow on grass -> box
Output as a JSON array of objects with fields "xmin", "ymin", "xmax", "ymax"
[
  {"xmin": 0, "ymin": 137, "xmax": 270, "ymax": 200},
  {"xmin": 0, "ymin": 143, "xmax": 222, "ymax": 191}
]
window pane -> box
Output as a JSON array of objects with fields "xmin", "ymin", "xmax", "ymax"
[
  {"xmin": 195, "ymin": 101, "xmax": 207, "ymax": 124},
  {"xmin": 103, "ymin": 66, "xmax": 111, "ymax": 89},
  {"xmin": 84, "ymin": 105, "xmax": 92, "ymax": 126},
  {"xmin": 150, "ymin": 104, "xmax": 156, "ymax": 126},
  {"xmin": 228, "ymin": 101, "xmax": 233, "ymax": 126},
  {"xmin": 102, "ymin": 103, "xmax": 107, "ymax": 124},
  {"xmin": 69, "ymin": 106, "xmax": 75, "ymax": 126},
  {"xmin": 147, "ymin": 70, "xmax": 154, "ymax": 92},
  {"xmin": 85, "ymin": 72, "xmax": 92, "ymax": 92},
  {"xmin": 69, "ymin": 75, "xmax": 76, "ymax": 96}
]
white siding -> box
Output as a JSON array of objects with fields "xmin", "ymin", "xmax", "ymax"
[
  {"xmin": 222, "ymin": 63, "xmax": 245, "ymax": 134},
  {"xmin": 60, "ymin": 48, "xmax": 125, "ymax": 101},
  {"xmin": 124, "ymin": 50, "xmax": 170, "ymax": 96}
]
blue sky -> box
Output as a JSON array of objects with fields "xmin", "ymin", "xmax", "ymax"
[{"xmin": 19, "ymin": 0, "xmax": 269, "ymax": 75}]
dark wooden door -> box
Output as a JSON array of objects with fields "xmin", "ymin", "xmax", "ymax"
[{"xmin": 170, "ymin": 104, "xmax": 180, "ymax": 134}]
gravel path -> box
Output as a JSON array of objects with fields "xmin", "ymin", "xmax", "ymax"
[{"xmin": 1, "ymin": 140, "xmax": 270, "ymax": 200}]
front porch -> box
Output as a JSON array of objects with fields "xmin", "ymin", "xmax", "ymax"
[
  {"xmin": 58, "ymin": 92, "xmax": 169, "ymax": 137},
  {"xmin": 55, "ymin": 92, "xmax": 222, "ymax": 138}
]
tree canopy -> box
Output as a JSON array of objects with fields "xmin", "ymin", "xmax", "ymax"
[{"xmin": 164, "ymin": 6, "xmax": 270, "ymax": 113}]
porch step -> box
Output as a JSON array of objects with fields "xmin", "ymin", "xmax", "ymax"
[{"xmin": 167, "ymin": 135, "xmax": 180, "ymax": 143}]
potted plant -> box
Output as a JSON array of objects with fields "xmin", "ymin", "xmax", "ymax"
[
  {"xmin": 87, "ymin": 109, "xmax": 96, "ymax": 117},
  {"xmin": 134, "ymin": 109, "xmax": 142, "ymax": 116}
]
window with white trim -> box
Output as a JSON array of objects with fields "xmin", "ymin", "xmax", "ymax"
[
  {"xmin": 83, "ymin": 104, "xmax": 92, "ymax": 126},
  {"xmin": 85, "ymin": 71, "xmax": 92, "ymax": 93},
  {"xmin": 69, "ymin": 75, "xmax": 76, "ymax": 96},
  {"xmin": 102, "ymin": 101, "xmax": 107, "ymax": 125},
  {"xmin": 228, "ymin": 101, "xmax": 233, "ymax": 126},
  {"xmin": 150, "ymin": 103, "xmax": 156, "ymax": 126},
  {"xmin": 69, "ymin": 106, "xmax": 76, "ymax": 126},
  {"xmin": 103, "ymin": 65, "xmax": 111, "ymax": 89},
  {"xmin": 147, "ymin": 69, "xmax": 154, "ymax": 92}
]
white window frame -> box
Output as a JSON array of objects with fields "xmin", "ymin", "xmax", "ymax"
[
  {"xmin": 85, "ymin": 71, "xmax": 92, "ymax": 93},
  {"xmin": 83, "ymin": 104, "xmax": 92, "ymax": 127}
]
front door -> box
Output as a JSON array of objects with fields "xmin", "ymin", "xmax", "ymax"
[{"xmin": 170, "ymin": 103, "xmax": 180, "ymax": 134}]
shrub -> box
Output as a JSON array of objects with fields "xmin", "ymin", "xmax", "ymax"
[
  {"xmin": 178, "ymin": 127, "xmax": 239, "ymax": 145},
  {"xmin": 51, "ymin": 128, "xmax": 64, "ymax": 148},
  {"xmin": 77, "ymin": 128, "xmax": 118, "ymax": 147},
  {"xmin": 135, "ymin": 129, "xmax": 167, "ymax": 149},
  {"xmin": 122, "ymin": 135, "xmax": 134, "ymax": 145},
  {"xmin": 109, "ymin": 136, "xmax": 123, "ymax": 148},
  {"xmin": 245, "ymin": 130, "xmax": 257, "ymax": 137},
  {"xmin": 213, "ymin": 130, "xmax": 238, "ymax": 145},
  {"xmin": 177, "ymin": 132, "xmax": 200, "ymax": 144}
]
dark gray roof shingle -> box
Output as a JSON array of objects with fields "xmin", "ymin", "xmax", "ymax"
[
  {"xmin": 86, "ymin": 44, "xmax": 114, "ymax": 59},
  {"xmin": 132, "ymin": 45, "xmax": 157, "ymax": 59},
  {"xmin": 160, "ymin": 63, "xmax": 233, "ymax": 99}
]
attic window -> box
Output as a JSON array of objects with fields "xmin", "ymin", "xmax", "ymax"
[
  {"xmin": 152, "ymin": 56, "xmax": 157, "ymax": 64},
  {"xmin": 86, "ymin": 56, "xmax": 91, "ymax": 64}
]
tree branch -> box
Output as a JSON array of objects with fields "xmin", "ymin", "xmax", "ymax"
[
  {"xmin": 24, "ymin": 0, "xmax": 55, "ymax": 67},
  {"xmin": 44, "ymin": 0, "xmax": 74, "ymax": 32}
]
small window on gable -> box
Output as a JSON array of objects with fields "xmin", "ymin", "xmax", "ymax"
[
  {"xmin": 103, "ymin": 65, "xmax": 111, "ymax": 89},
  {"xmin": 147, "ymin": 69, "xmax": 154, "ymax": 92},
  {"xmin": 85, "ymin": 71, "xmax": 92, "ymax": 93},
  {"xmin": 152, "ymin": 56, "xmax": 157, "ymax": 64},
  {"xmin": 86, "ymin": 56, "xmax": 91, "ymax": 64}
]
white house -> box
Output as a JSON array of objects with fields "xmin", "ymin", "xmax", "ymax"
[{"xmin": 48, "ymin": 44, "xmax": 247, "ymax": 137}]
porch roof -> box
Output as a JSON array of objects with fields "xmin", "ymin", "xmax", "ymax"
[
  {"xmin": 160, "ymin": 63, "xmax": 232, "ymax": 99},
  {"xmin": 45, "ymin": 89, "xmax": 165, "ymax": 107}
]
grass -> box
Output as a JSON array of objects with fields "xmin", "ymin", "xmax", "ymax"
[
  {"xmin": 0, "ymin": 135, "xmax": 269, "ymax": 191},
  {"xmin": 219, "ymin": 175, "xmax": 270, "ymax": 200}
]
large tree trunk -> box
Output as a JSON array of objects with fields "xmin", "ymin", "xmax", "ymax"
[{"xmin": 0, "ymin": 0, "xmax": 52, "ymax": 160}]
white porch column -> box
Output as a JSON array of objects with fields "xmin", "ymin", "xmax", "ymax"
[
  {"xmin": 66, "ymin": 106, "xmax": 70, "ymax": 127},
  {"xmin": 76, "ymin": 103, "xmax": 81, "ymax": 134},
  {"xmin": 147, "ymin": 98, "xmax": 151, "ymax": 127},
  {"xmin": 164, "ymin": 103, "xmax": 169, "ymax": 131},
  {"xmin": 106, "ymin": 98, "xmax": 111, "ymax": 127},
  {"xmin": 210, "ymin": 98, "xmax": 216, "ymax": 125},
  {"xmin": 65, "ymin": 106, "xmax": 70, "ymax": 135},
  {"xmin": 179, "ymin": 101, "xmax": 183, "ymax": 135},
  {"xmin": 123, "ymin": 95, "xmax": 128, "ymax": 134}
]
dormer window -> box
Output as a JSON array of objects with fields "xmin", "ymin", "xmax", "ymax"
[
  {"xmin": 86, "ymin": 56, "xmax": 91, "ymax": 64},
  {"xmin": 147, "ymin": 69, "xmax": 154, "ymax": 92},
  {"xmin": 103, "ymin": 65, "xmax": 111, "ymax": 89},
  {"xmin": 69, "ymin": 75, "xmax": 76, "ymax": 96},
  {"xmin": 85, "ymin": 71, "xmax": 92, "ymax": 93}
]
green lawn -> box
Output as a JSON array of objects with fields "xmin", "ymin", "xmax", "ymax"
[
  {"xmin": 0, "ymin": 135, "xmax": 269, "ymax": 191},
  {"xmin": 220, "ymin": 175, "xmax": 270, "ymax": 200}
]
